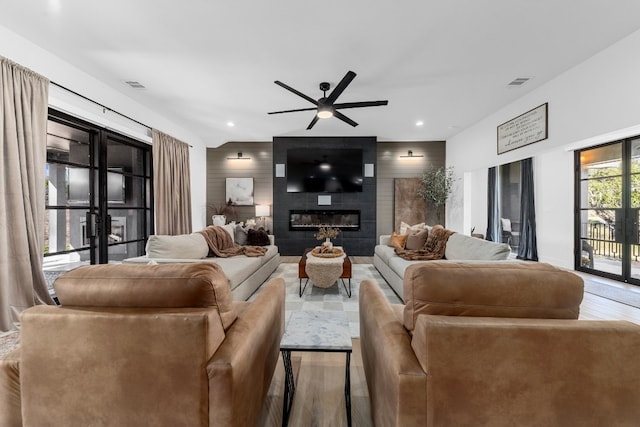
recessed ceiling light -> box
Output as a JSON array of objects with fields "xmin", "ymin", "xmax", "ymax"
[
  {"xmin": 227, "ymin": 121, "xmax": 235, "ymax": 127},
  {"xmin": 416, "ymin": 121, "xmax": 424, "ymax": 127}
]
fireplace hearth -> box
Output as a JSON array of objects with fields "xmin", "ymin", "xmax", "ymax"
[{"xmin": 289, "ymin": 210, "xmax": 360, "ymax": 231}]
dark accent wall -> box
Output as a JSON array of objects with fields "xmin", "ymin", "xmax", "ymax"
[
  {"xmin": 206, "ymin": 139, "xmax": 445, "ymax": 256},
  {"xmin": 273, "ymin": 136, "xmax": 377, "ymax": 256}
]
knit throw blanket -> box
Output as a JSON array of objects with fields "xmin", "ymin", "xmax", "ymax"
[
  {"xmin": 395, "ymin": 226, "xmax": 455, "ymax": 261},
  {"xmin": 197, "ymin": 226, "xmax": 267, "ymax": 258}
]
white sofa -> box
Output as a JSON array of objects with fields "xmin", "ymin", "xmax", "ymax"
[
  {"xmin": 374, "ymin": 232, "xmax": 511, "ymax": 301},
  {"xmin": 123, "ymin": 233, "xmax": 280, "ymax": 301}
]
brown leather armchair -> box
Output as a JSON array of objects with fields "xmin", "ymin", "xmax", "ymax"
[
  {"xmin": 0, "ymin": 262, "xmax": 285, "ymax": 427},
  {"xmin": 360, "ymin": 261, "xmax": 640, "ymax": 426}
]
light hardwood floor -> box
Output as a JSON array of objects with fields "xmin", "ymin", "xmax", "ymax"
[{"xmin": 259, "ymin": 262, "xmax": 640, "ymax": 427}]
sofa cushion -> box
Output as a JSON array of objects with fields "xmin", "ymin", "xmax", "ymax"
[
  {"xmin": 234, "ymin": 224, "xmax": 249, "ymax": 245},
  {"xmin": 247, "ymin": 228, "xmax": 271, "ymax": 246},
  {"xmin": 221, "ymin": 222, "xmax": 236, "ymax": 244},
  {"xmin": 387, "ymin": 232, "xmax": 408, "ymax": 250},
  {"xmin": 213, "ymin": 256, "xmax": 262, "ymax": 291},
  {"xmin": 146, "ymin": 233, "xmax": 209, "ymax": 259},
  {"xmin": 402, "ymin": 261, "xmax": 584, "ymax": 332},
  {"xmin": 405, "ymin": 229, "xmax": 429, "ymax": 250},
  {"xmin": 399, "ymin": 221, "xmax": 425, "ymax": 235},
  {"xmin": 54, "ymin": 263, "xmax": 238, "ymax": 330},
  {"xmin": 374, "ymin": 244, "xmax": 396, "ymax": 265},
  {"xmin": 389, "ymin": 256, "xmax": 418, "ymax": 280},
  {"xmin": 444, "ymin": 233, "xmax": 510, "ymax": 260}
]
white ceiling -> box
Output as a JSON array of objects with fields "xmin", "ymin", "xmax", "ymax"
[{"xmin": 3, "ymin": 1, "xmax": 640, "ymax": 147}]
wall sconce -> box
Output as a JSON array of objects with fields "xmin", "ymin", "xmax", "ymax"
[
  {"xmin": 255, "ymin": 204, "xmax": 270, "ymax": 229},
  {"xmin": 227, "ymin": 152, "xmax": 251, "ymax": 160},
  {"xmin": 399, "ymin": 150, "xmax": 424, "ymax": 158}
]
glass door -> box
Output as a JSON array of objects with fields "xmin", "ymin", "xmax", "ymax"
[
  {"xmin": 576, "ymin": 138, "xmax": 640, "ymax": 285},
  {"xmin": 44, "ymin": 110, "xmax": 152, "ymax": 275},
  {"xmin": 629, "ymin": 138, "xmax": 640, "ymax": 281}
]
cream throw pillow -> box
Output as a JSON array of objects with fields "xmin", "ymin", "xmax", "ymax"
[
  {"xmin": 221, "ymin": 221, "xmax": 236, "ymax": 244},
  {"xmin": 399, "ymin": 221, "xmax": 425, "ymax": 235},
  {"xmin": 146, "ymin": 233, "xmax": 209, "ymax": 259}
]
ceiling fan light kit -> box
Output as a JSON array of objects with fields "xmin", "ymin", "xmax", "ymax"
[{"xmin": 268, "ymin": 70, "xmax": 388, "ymax": 129}]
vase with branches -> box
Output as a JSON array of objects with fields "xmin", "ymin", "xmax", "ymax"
[
  {"xmin": 315, "ymin": 226, "xmax": 340, "ymax": 252},
  {"xmin": 208, "ymin": 199, "xmax": 237, "ymax": 225},
  {"xmin": 418, "ymin": 166, "xmax": 455, "ymax": 224}
]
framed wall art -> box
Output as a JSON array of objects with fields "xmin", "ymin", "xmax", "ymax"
[
  {"xmin": 225, "ymin": 177, "xmax": 254, "ymax": 205},
  {"xmin": 497, "ymin": 103, "xmax": 548, "ymax": 154}
]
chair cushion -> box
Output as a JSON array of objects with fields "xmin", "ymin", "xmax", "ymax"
[
  {"xmin": 403, "ymin": 261, "xmax": 584, "ymax": 332},
  {"xmin": 54, "ymin": 263, "xmax": 238, "ymax": 330}
]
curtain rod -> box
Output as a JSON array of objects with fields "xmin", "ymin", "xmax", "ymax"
[
  {"xmin": 50, "ymin": 81, "xmax": 193, "ymax": 148},
  {"xmin": 51, "ymin": 81, "xmax": 151, "ymax": 130}
]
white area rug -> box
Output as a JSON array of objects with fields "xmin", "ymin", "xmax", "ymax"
[{"xmin": 252, "ymin": 263, "xmax": 401, "ymax": 338}]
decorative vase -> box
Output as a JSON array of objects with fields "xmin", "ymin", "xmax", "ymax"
[
  {"xmin": 212, "ymin": 215, "xmax": 226, "ymax": 226},
  {"xmin": 322, "ymin": 237, "xmax": 333, "ymax": 252}
]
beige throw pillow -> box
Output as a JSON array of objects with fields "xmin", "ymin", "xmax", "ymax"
[
  {"xmin": 399, "ymin": 221, "xmax": 425, "ymax": 235},
  {"xmin": 145, "ymin": 233, "xmax": 209, "ymax": 259},
  {"xmin": 405, "ymin": 229, "xmax": 430, "ymax": 250}
]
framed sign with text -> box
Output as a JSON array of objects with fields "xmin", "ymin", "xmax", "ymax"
[{"xmin": 497, "ymin": 103, "xmax": 548, "ymax": 154}]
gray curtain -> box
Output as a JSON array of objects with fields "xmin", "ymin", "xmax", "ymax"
[
  {"xmin": 0, "ymin": 56, "xmax": 54, "ymax": 332},
  {"xmin": 517, "ymin": 157, "xmax": 538, "ymax": 261},
  {"xmin": 486, "ymin": 167, "xmax": 500, "ymax": 242},
  {"xmin": 152, "ymin": 129, "xmax": 192, "ymax": 235}
]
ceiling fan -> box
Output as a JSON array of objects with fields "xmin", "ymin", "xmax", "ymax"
[{"xmin": 268, "ymin": 70, "xmax": 389, "ymax": 129}]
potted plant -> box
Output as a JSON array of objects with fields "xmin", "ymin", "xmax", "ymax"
[{"xmin": 418, "ymin": 166, "xmax": 455, "ymax": 224}]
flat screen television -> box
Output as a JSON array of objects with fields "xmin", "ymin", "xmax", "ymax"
[{"xmin": 286, "ymin": 148, "xmax": 363, "ymax": 193}]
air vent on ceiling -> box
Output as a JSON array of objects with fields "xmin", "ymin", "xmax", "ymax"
[
  {"xmin": 507, "ymin": 77, "xmax": 530, "ymax": 86},
  {"xmin": 124, "ymin": 81, "xmax": 146, "ymax": 89}
]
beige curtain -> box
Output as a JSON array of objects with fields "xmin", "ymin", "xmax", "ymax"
[
  {"xmin": 152, "ymin": 129, "xmax": 192, "ymax": 235},
  {"xmin": 0, "ymin": 56, "xmax": 54, "ymax": 332}
]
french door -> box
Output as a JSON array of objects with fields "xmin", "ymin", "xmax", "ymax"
[
  {"xmin": 44, "ymin": 110, "xmax": 153, "ymax": 269},
  {"xmin": 575, "ymin": 137, "xmax": 640, "ymax": 284}
]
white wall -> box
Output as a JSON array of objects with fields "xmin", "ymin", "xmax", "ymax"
[
  {"xmin": 447, "ymin": 28, "xmax": 640, "ymax": 269},
  {"xmin": 0, "ymin": 25, "xmax": 208, "ymax": 231}
]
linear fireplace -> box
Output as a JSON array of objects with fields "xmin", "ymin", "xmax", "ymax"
[{"xmin": 289, "ymin": 210, "xmax": 360, "ymax": 231}]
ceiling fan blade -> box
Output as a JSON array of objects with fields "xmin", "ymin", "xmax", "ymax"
[
  {"xmin": 334, "ymin": 110, "xmax": 358, "ymax": 127},
  {"xmin": 333, "ymin": 100, "xmax": 389, "ymax": 110},
  {"xmin": 325, "ymin": 71, "xmax": 356, "ymax": 104},
  {"xmin": 306, "ymin": 115, "xmax": 320, "ymax": 130},
  {"xmin": 274, "ymin": 81, "xmax": 318, "ymax": 106},
  {"xmin": 268, "ymin": 107, "xmax": 318, "ymax": 115}
]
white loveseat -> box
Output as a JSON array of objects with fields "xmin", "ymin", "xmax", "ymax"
[
  {"xmin": 374, "ymin": 232, "xmax": 511, "ymax": 301},
  {"xmin": 123, "ymin": 231, "xmax": 280, "ymax": 301}
]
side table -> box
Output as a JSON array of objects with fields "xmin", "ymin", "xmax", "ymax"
[{"xmin": 280, "ymin": 311, "xmax": 352, "ymax": 427}]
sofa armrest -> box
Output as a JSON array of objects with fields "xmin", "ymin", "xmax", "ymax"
[
  {"xmin": 207, "ymin": 277, "xmax": 285, "ymax": 427},
  {"xmin": 359, "ymin": 280, "xmax": 427, "ymax": 427},
  {"xmin": 0, "ymin": 348, "xmax": 22, "ymax": 427},
  {"xmin": 412, "ymin": 315, "xmax": 640, "ymax": 426},
  {"xmin": 268, "ymin": 234, "xmax": 275, "ymax": 245},
  {"xmin": 379, "ymin": 235, "xmax": 391, "ymax": 245}
]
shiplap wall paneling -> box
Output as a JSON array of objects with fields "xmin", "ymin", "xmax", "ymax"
[
  {"xmin": 206, "ymin": 142, "xmax": 273, "ymax": 229},
  {"xmin": 376, "ymin": 141, "xmax": 446, "ymax": 237}
]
